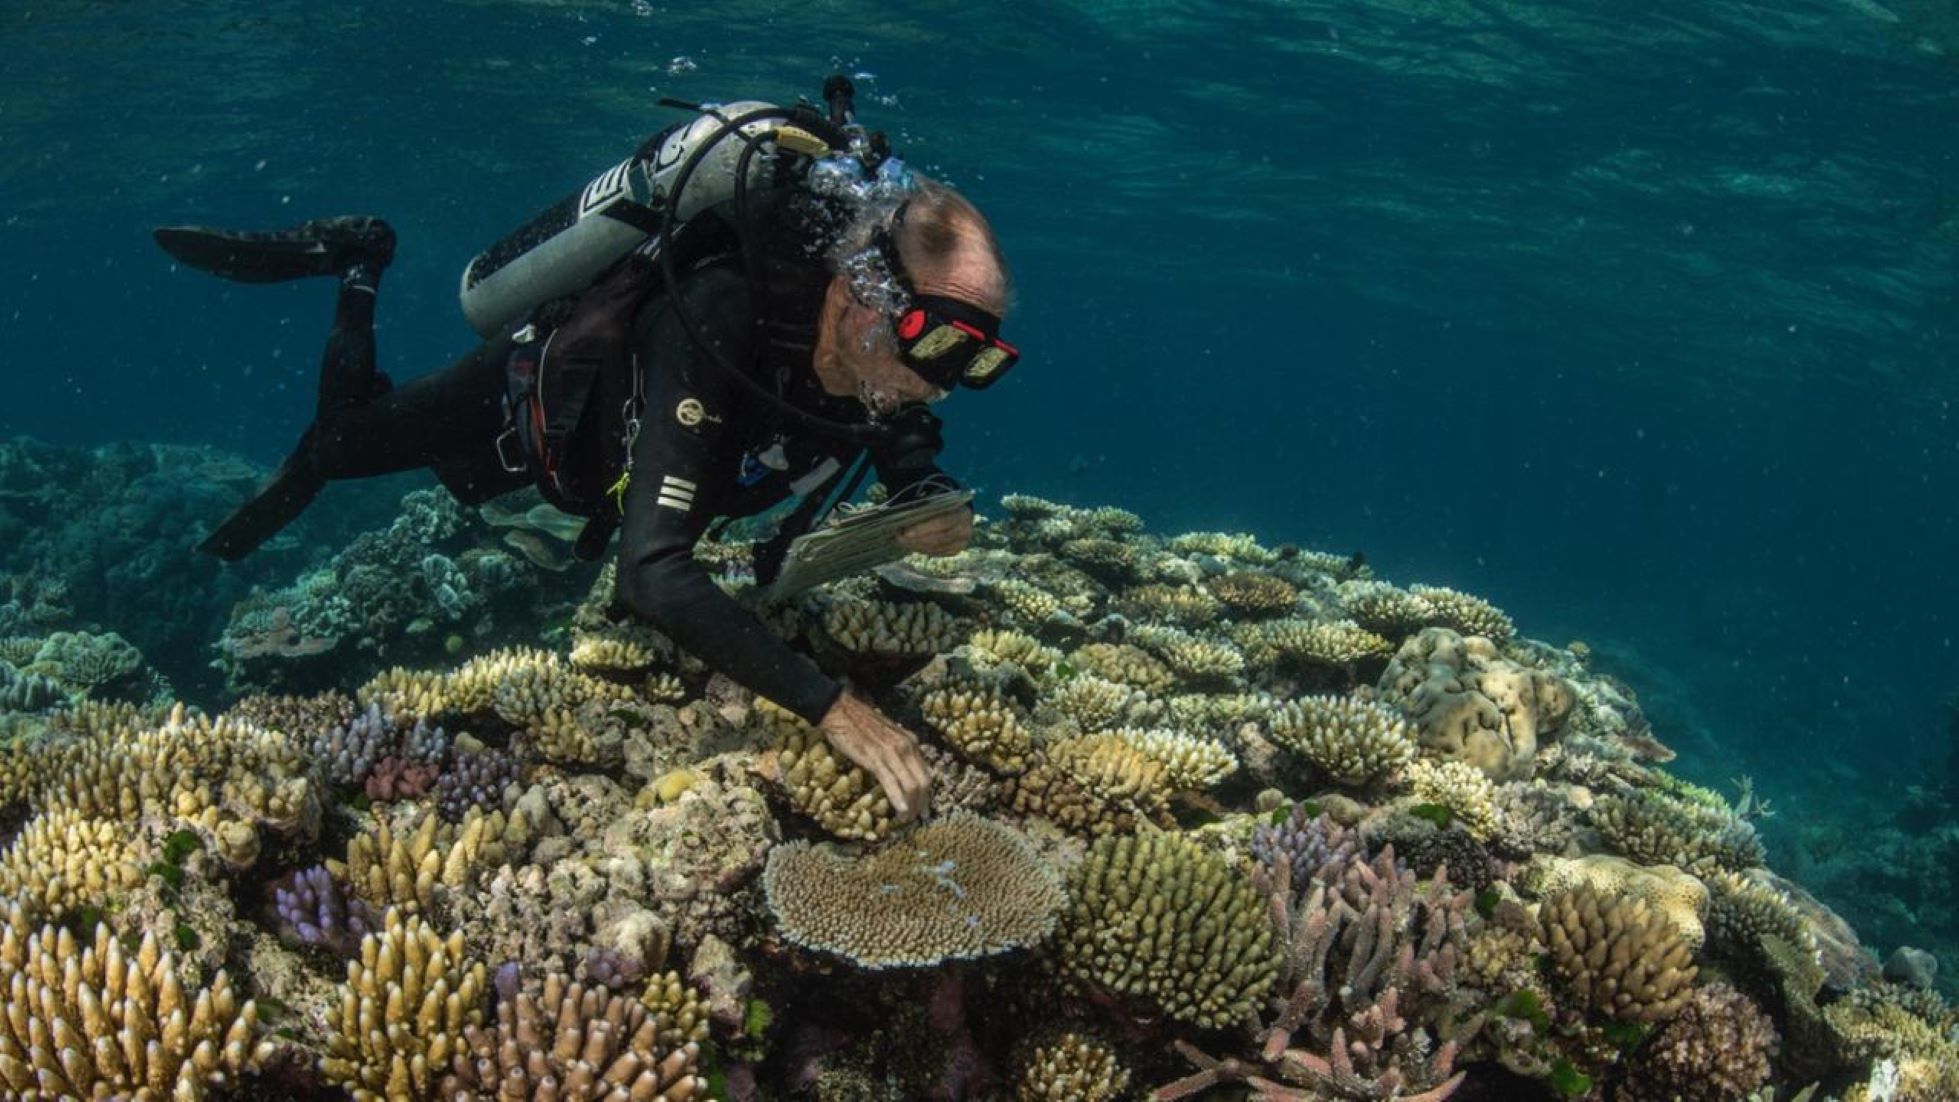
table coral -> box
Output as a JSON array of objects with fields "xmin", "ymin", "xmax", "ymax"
[
  {"xmin": 1058, "ymin": 830, "xmax": 1278, "ymax": 1029},
  {"xmin": 1209, "ymin": 571, "xmax": 1300, "ymax": 617},
  {"xmin": 763, "ymin": 812, "xmax": 1062, "ymax": 969}
]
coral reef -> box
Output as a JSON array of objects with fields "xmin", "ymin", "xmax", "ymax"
[{"xmin": 0, "ymin": 486, "xmax": 1927, "ymax": 1100}]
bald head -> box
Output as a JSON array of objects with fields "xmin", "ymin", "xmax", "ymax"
[{"xmin": 892, "ymin": 181, "xmax": 1011, "ymax": 316}]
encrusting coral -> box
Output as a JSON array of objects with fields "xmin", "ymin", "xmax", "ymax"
[
  {"xmin": 1058, "ymin": 830, "xmax": 1279, "ymax": 1029},
  {"xmin": 0, "ymin": 903, "xmax": 272, "ymax": 1100},
  {"xmin": 762, "ymin": 812, "xmax": 1063, "ymax": 968}
]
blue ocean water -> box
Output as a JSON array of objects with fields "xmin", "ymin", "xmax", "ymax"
[{"xmin": 2, "ymin": 0, "xmax": 1955, "ymax": 965}]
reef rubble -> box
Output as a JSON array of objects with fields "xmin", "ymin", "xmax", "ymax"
[{"xmin": 0, "ymin": 489, "xmax": 1948, "ymax": 1101}]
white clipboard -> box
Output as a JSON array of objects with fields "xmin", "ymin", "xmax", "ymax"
[{"xmin": 763, "ymin": 486, "xmax": 975, "ymax": 602}]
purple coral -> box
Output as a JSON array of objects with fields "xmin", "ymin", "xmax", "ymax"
[
  {"xmin": 309, "ymin": 702, "xmax": 394, "ymax": 786},
  {"xmin": 1251, "ymin": 803, "xmax": 1364, "ymax": 882},
  {"xmin": 582, "ymin": 946, "xmax": 647, "ymax": 991},
  {"xmin": 273, "ymin": 865, "xmax": 376, "ymax": 957},
  {"xmin": 437, "ymin": 746, "xmax": 522, "ymax": 822},
  {"xmin": 365, "ymin": 755, "xmax": 440, "ymax": 802}
]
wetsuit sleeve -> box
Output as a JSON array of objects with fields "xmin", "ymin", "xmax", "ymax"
[{"xmin": 614, "ymin": 268, "xmax": 843, "ymax": 725}]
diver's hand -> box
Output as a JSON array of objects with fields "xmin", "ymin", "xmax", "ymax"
[
  {"xmin": 895, "ymin": 506, "xmax": 973, "ymax": 556},
  {"xmin": 818, "ymin": 691, "xmax": 933, "ymax": 820}
]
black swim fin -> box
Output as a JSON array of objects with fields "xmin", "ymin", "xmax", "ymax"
[
  {"xmin": 198, "ymin": 449, "xmax": 326, "ymax": 560},
  {"xmin": 154, "ymin": 216, "xmax": 396, "ymax": 284}
]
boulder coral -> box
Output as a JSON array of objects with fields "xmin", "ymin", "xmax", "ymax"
[{"xmin": 1379, "ymin": 627, "xmax": 1574, "ymax": 781}]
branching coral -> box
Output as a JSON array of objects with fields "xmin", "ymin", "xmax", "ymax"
[
  {"xmin": 0, "ymin": 804, "xmax": 144, "ymax": 922},
  {"xmin": 763, "ymin": 812, "xmax": 1062, "ymax": 968},
  {"xmin": 1121, "ymin": 584, "xmax": 1224, "ymax": 627},
  {"xmin": 1209, "ymin": 571, "xmax": 1299, "ymax": 617},
  {"xmin": 993, "ymin": 579, "xmax": 1062, "ymax": 626},
  {"xmin": 1130, "ymin": 624, "xmax": 1247, "ymax": 686},
  {"xmin": 435, "ymin": 746, "xmax": 523, "ymax": 823},
  {"xmin": 1590, "ymin": 789, "xmax": 1764, "ymax": 876},
  {"xmin": 1379, "ymin": 627, "xmax": 1573, "ymax": 781},
  {"xmin": 1404, "ymin": 758, "xmax": 1503, "ymax": 842},
  {"xmin": 1107, "ymin": 726, "xmax": 1239, "ymax": 790},
  {"xmin": 1406, "ymin": 585, "xmax": 1515, "ymax": 645},
  {"xmin": 1237, "ymin": 619, "xmax": 1393, "ymax": 672},
  {"xmin": 1010, "ymin": 732, "xmax": 1175, "ymax": 836},
  {"xmin": 1268, "ymin": 694, "xmax": 1417, "ymax": 787},
  {"xmin": 822, "ymin": 597, "xmax": 962, "ymax": 658},
  {"xmin": 321, "ymin": 907, "xmax": 487, "ymax": 1102},
  {"xmin": 438, "ymin": 970, "xmax": 707, "ymax": 1100},
  {"xmin": 1620, "ymin": 982, "xmax": 1777, "ymax": 1102},
  {"xmin": 1015, "ymin": 1032, "xmax": 1131, "ymax": 1102},
  {"xmin": 1168, "ymin": 531, "xmax": 1281, "ymax": 566},
  {"xmin": 965, "ymin": 629, "xmax": 1062, "ymax": 678},
  {"xmin": 0, "ymin": 904, "xmax": 271, "ymax": 1100},
  {"xmin": 1338, "ymin": 581, "xmax": 1441, "ymax": 640},
  {"xmin": 1069, "ymin": 642, "xmax": 1175, "ymax": 695},
  {"xmin": 1530, "ymin": 854, "xmax": 1709, "ymax": 951},
  {"xmin": 1540, "ymin": 884, "xmax": 1698, "ymax": 1022},
  {"xmin": 765, "ymin": 705, "xmax": 896, "ymax": 841},
  {"xmin": 330, "ymin": 807, "xmax": 527, "ymax": 914},
  {"xmin": 1058, "ymin": 830, "xmax": 1278, "ymax": 1029},
  {"xmin": 920, "ymin": 679, "xmax": 1034, "ymax": 774},
  {"xmin": 489, "ymin": 651, "xmax": 636, "ymax": 765},
  {"xmin": 1045, "ymin": 674, "xmax": 1159, "ymax": 732},
  {"xmin": 273, "ymin": 864, "xmax": 378, "ymax": 957}
]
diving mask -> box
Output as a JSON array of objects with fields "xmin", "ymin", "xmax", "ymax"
[{"xmin": 891, "ymin": 294, "xmax": 1020, "ymax": 391}]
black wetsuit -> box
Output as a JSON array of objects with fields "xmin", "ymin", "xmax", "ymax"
[{"xmin": 299, "ymin": 259, "xmax": 953, "ymax": 725}]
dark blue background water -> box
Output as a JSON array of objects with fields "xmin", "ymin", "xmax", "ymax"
[{"xmin": 3, "ymin": 2, "xmax": 1955, "ymax": 848}]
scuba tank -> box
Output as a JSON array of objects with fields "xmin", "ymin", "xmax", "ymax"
[{"xmin": 458, "ymin": 100, "xmax": 785, "ymax": 340}]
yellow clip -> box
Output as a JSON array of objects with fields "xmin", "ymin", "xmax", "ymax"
[
  {"xmin": 774, "ymin": 126, "xmax": 832, "ymax": 157},
  {"xmin": 607, "ymin": 469, "xmax": 632, "ymax": 512}
]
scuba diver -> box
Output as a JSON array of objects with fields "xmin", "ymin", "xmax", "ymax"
[{"xmin": 153, "ymin": 81, "xmax": 1019, "ymax": 821}]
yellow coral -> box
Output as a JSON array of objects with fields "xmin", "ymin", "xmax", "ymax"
[
  {"xmin": 1408, "ymin": 584, "xmax": 1515, "ymax": 644},
  {"xmin": 1046, "ymin": 675, "xmax": 1156, "ymax": 732},
  {"xmin": 1120, "ymin": 584, "xmax": 1223, "ymax": 627},
  {"xmin": 920, "ymin": 680, "xmax": 1033, "ymax": 774},
  {"xmin": 763, "ymin": 812, "xmax": 1063, "ymax": 968},
  {"xmin": 1208, "ymin": 571, "xmax": 1298, "ymax": 616},
  {"xmin": 966, "ymin": 629, "xmax": 1062, "ymax": 677},
  {"xmin": 823, "ymin": 597, "xmax": 962, "ymax": 657},
  {"xmin": 1069, "ymin": 642, "xmax": 1175, "ymax": 695},
  {"xmin": 0, "ymin": 904, "xmax": 271, "ymax": 1100},
  {"xmin": 1534, "ymin": 854, "xmax": 1709, "ymax": 951},
  {"xmin": 640, "ymin": 970, "xmax": 712, "ymax": 1047},
  {"xmin": 440, "ymin": 972, "xmax": 707, "ymax": 1100},
  {"xmin": 1235, "ymin": 618, "xmax": 1392, "ymax": 670},
  {"xmin": 1058, "ymin": 830, "xmax": 1278, "ymax": 1029},
  {"xmin": 1130, "ymin": 625, "xmax": 1246, "ymax": 685},
  {"xmin": 568, "ymin": 629, "xmax": 660, "ymax": 674},
  {"xmin": 1167, "ymin": 531, "xmax": 1279, "ymax": 565},
  {"xmin": 1106, "ymin": 727, "xmax": 1237, "ymax": 790},
  {"xmin": 994, "ymin": 579, "xmax": 1062, "ymax": 625},
  {"xmin": 1010, "ymin": 732, "xmax": 1174, "ymax": 836},
  {"xmin": 1016, "ymin": 1032, "xmax": 1131, "ymax": 1102},
  {"xmin": 1380, "ymin": 627, "xmax": 1574, "ymax": 781},
  {"xmin": 1540, "ymin": 885, "xmax": 1698, "ymax": 1022},
  {"xmin": 1405, "ymin": 758, "xmax": 1503, "ymax": 841},
  {"xmin": 321, "ymin": 907, "xmax": 487, "ymax": 1102},
  {"xmin": 0, "ymin": 805, "xmax": 144, "ymax": 922},
  {"xmin": 766, "ymin": 707, "xmax": 896, "ymax": 842},
  {"xmin": 1268, "ymin": 694, "xmax": 1416, "ymax": 787},
  {"xmin": 330, "ymin": 807, "xmax": 527, "ymax": 914}
]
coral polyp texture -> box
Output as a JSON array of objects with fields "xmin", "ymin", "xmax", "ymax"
[
  {"xmin": 0, "ymin": 484, "xmax": 1929, "ymax": 1099},
  {"xmin": 762, "ymin": 811, "xmax": 1063, "ymax": 968}
]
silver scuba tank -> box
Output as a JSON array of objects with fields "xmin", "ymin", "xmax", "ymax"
[{"xmin": 458, "ymin": 100, "xmax": 782, "ymax": 340}]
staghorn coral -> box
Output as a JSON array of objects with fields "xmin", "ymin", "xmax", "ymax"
[
  {"xmin": 1590, "ymin": 789, "xmax": 1764, "ymax": 876},
  {"xmin": 765, "ymin": 705, "xmax": 897, "ymax": 841},
  {"xmin": 822, "ymin": 597, "xmax": 962, "ymax": 658},
  {"xmin": 1209, "ymin": 571, "xmax": 1299, "ymax": 617},
  {"xmin": 1069, "ymin": 642, "xmax": 1175, "ymax": 695},
  {"xmin": 0, "ymin": 804, "xmax": 145, "ymax": 922},
  {"xmin": 1045, "ymin": 674, "xmax": 1160, "ymax": 732},
  {"xmin": 0, "ymin": 905, "xmax": 271, "ymax": 1100},
  {"xmin": 1403, "ymin": 758, "xmax": 1503, "ymax": 842},
  {"xmin": 1236, "ymin": 618, "xmax": 1393, "ymax": 672},
  {"xmin": 1239, "ymin": 842, "xmax": 1472, "ymax": 1101},
  {"xmin": 1121, "ymin": 584, "xmax": 1224, "ymax": 627},
  {"xmin": 763, "ymin": 812, "xmax": 1062, "ymax": 968},
  {"xmin": 1620, "ymin": 982, "xmax": 1777, "ymax": 1102},
  {"xmin": 1407, "ymin": 585, "xmax": 1515, "ymax": 645},
  {"xmin": 1530, "ymin": 853, "xmax": 1710, "ymax": 951},
  {"xmin": 439, "ymin": 970, "xmax": 707, "ymax": 1100},
  {"xmin": 273, "ymin": 864, "xmax": 378, "ymax": 958},
  {"xmin": 321, "ymin": 907, "xmax": 487, "ymax": 1102},
  {"xmin": 1015, "ymin": 1032, "xmax": 1131, "ymax": 1102},
  {"xmin": 1268, "ymin": 694, "xmax": 1417, "ymax": 787},
  {"xmin": 919, "ymin": 679, "xmax": 1034, "ymax": 774},
  {"xmin": 1059, "ymin": 830, "xmax": 1279, "ymax": 1030},
  {"xmin": 1540, "ymin": 883, "xmax": 1698, "ymax": 1022},
  {"xmin": 1010, "ymin": 731, "xmax": 1175, "ymax": 836},
  {"xmin": 1252, "ymin": 805, "xmax": 1367, "ymax": 882},
  {"xmin": 1379, "ymin": 627, "xmax": 1574, "ymax": 781}
]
